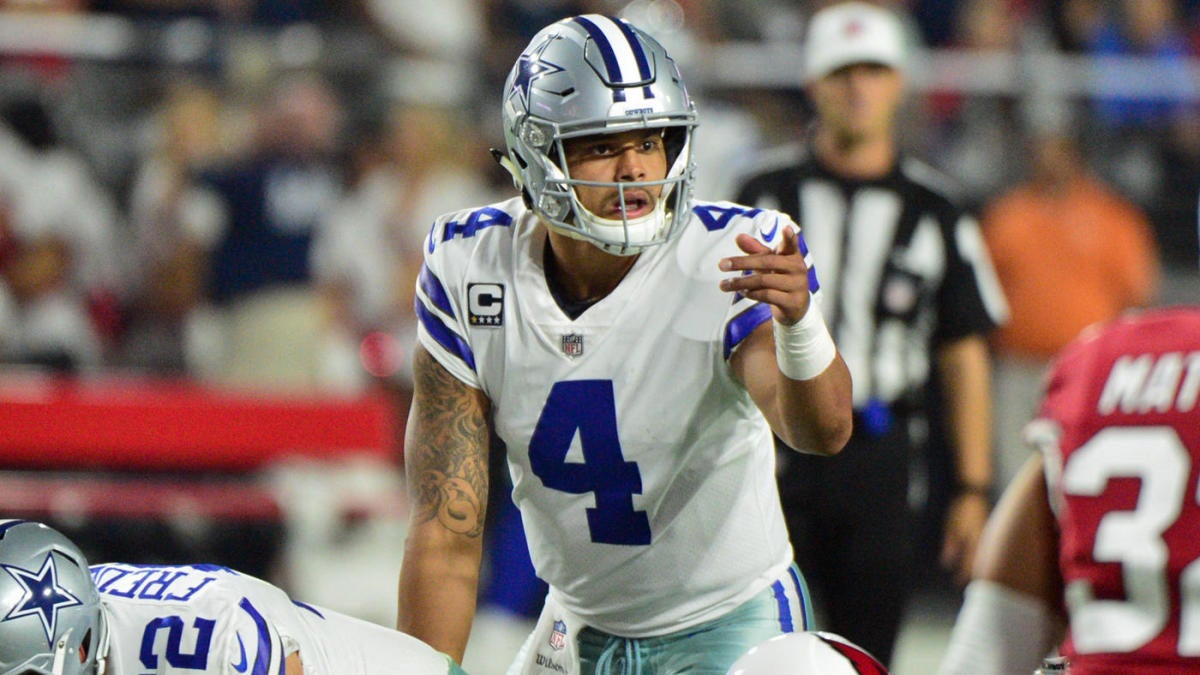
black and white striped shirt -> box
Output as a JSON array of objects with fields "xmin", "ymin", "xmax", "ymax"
[{"xmin": 735, "ymin": 147, "xmax": 1008, "ymax": 411}]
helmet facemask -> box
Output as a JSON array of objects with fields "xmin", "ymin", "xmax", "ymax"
[{"xmin": 534, "ymin": 119, "xmax": 694, "ymax": 256}]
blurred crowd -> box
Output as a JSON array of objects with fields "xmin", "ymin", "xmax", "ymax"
[{"xmin": 0, "ymin": 0, "xmax": 1197, "ymax": 394}]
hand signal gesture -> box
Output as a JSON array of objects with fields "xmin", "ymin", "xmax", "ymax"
[{"xmin": 719, "ymin": 225, "xmax": 812, "ymax": 324}]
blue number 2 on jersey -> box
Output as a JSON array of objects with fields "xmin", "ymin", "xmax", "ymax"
[
  {"xmin": 528, "ymin": 380, "xmax": 651, "ymax": 546},
  {"xmin": 140, "ymin": 616, "xmax": 213, "ymax": 669}
]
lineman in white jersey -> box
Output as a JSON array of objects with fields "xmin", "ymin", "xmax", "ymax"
[
  {"xmin": 397, "ymin": 14, "xmax": 853, "ymax": 674},
  {"xmin": 0, "ymin": 519, "xmax": 464, "ymax": 674}
]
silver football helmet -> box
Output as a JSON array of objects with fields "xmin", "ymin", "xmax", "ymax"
[
  {"xmin": 499, "ymin": 14, "xmax": 698, "ymax": 255},
  {"xmin": 0, "ymin": 520, "xmax": 108, "ymax": 675}
]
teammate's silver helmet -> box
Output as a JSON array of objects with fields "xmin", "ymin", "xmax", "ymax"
[
  {"xmin": 0, "ymin": 521, "xmax": 108, "ymax": 675},
  {"xmin": 499, "ymin": 14, "xmax": 698, "ymax": 255}
]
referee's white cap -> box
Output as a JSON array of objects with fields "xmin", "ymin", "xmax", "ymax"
[{"xmin": 803, "ymin": 2, "xmax": 907, "ymax": 82}]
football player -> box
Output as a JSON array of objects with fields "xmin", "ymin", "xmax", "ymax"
[
  {"xmin": 940, "ymin": 307, "xmax": 1200, "ymax": 674},
  {"xmin": 0, "ymin": 519, "xmax": 465, "ymax": 674},
  {"xmin": 397, "ymin": 12, "xmax": 853, "ymax": 674}
]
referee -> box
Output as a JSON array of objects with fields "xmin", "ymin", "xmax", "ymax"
[{"xmin": 734, "ymin": 2, "xmax": 1009, "ymax": 667}]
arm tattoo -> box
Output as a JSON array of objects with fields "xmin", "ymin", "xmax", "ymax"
[{"xmin": 408, "ymin": 347, "xmax": 490, "ymax": 538}]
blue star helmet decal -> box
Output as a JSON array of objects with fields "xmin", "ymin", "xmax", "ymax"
[
  {"xmin": 2, "ymin": 552, "xmax": 83, "ymax": 646},
  {"xmin": 512, "ymin": 36, "xmax": 565, "ymax": 108}
]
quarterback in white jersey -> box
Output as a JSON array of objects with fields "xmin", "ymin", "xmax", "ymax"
[
  {"xmin": 397, "ymin": 14, "xmax": 852, "ymax": 673},
  {"xmin": 0, "ymin": 519, "xmax": 464, "ymax": 675},
  {"xmin": 417, "ymin": 195, "xmax": 815, "ymax": 630}
]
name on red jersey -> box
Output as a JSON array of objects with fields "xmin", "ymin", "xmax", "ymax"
[{"xmin": 1098, "ymin": 351, "xmax": 1200, "ymax": 416}]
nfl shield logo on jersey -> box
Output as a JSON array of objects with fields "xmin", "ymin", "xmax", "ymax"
[
  {"xmin": 561, "ymin": 334, "xmax": 584, "ymax": 357},
  {"xmin": 549, "ymin": 620, "xmax": 568, "ymax": 650}
]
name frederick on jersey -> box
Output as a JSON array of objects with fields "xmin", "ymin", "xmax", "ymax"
[{"xmin": 91, "ymin": 564, "xmax": 225, "ymax": 602}]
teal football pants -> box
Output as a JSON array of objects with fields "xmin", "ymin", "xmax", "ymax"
[{"xmin": 575, "ymin": 563, "xmax": 812, "ymax": 674}]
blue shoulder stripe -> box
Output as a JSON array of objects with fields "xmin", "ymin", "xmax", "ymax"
[
  {"xmin": 292, "ymin": 600, "xmax": 325, "ymax": 618},
  {"xmin": 415, "ymin": 297, "xmax": 477, "ymax": 371},
  {"xmin": 797, "ymin": 230, "xmax": 821, "ymax": 293},
  {"xmin": 418, "ymin": 263, "xmax": 454, "ymax": 317},
  {"xmin": 723, "ymin": 303, "xmax": 772, "ymax": 360},
  {"xmin": 237, "ymin": 598, "xmax": 276, "ymax": 675}
]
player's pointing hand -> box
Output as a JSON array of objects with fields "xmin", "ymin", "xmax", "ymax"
[{"xmin": 719, "ymin": 225, "xmax": 812, "ymax": 325}]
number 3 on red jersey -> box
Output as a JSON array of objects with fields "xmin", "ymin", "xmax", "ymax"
[{"xmin": 1056, "ymin": 426, "xmax": 1200, "ymax": 657}]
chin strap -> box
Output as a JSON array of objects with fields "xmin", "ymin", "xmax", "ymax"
[
  {"xmin": 50, "ymin": 619, "xmax": 110, "ymax": 675},
  {"xmin": 490, "ymin": 148, "xmax": 524, "ymax": 190},
  {"xmin": 51, "ymin": 637, "xmax": 67, "ymax": 675},
  {"xmin": 94, "ymin": 604, "xmax": 111, "ymax": 675}
]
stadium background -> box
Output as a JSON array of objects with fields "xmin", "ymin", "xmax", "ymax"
[{"xmin": 0, "ymin": 1, "xmax": 1198, "ymax": 673}]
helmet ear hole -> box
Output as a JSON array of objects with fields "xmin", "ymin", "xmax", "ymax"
[{"xmin": 663, "ymin": 127, "xmax": 687, "ymax": 167}]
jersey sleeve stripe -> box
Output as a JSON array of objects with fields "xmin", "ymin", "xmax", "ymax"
[
  {"xmin": 798, "ymin": 233, "xmax": 821, "ymax": 293},
  {"xmin": 723, "ymin": 303, "xmax": 772, "ymax": 360},
  {"xmin": 291, "ymin": 600, "xmax": 324, "ymax": 618},
  {"xmin": 238, "ymin": 597, "xmax": 284, "ymax": 675},
  {"xmin": 415, "ymin": 297, "xmax": 477, "ymax": 371},
  {"xmin": 769, "ymin": 564, "xmax": 813, "ymax": 633},
  {"xmin": 770, "ymin": 579, "xmax": 796, "ymax": 632},
  {"xmin": 418, "ymin": 263, "xmax": 455, "ymax": 317}
]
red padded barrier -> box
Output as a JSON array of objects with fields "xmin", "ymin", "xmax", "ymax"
[{"xmin": 0, "ymin": 374, "xmax": 401, "ymax": 472}]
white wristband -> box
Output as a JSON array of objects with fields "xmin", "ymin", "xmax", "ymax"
[{"xmin": 774, "ymin": 302, "xmax": 837, "ymax": 381}]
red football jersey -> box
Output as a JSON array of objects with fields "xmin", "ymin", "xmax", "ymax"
[{"xmin": 1030, "ymin": 307, "xmax": 1200, "ymax": 674}]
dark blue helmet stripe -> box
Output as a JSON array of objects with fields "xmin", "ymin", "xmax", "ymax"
[
  {"xmin": 0, "ymin": 520, "xmax": 29, "ymax": 538},
  {"xmin": 573, "ymin": 15, "xmax": 627, "ymax": 102},
  {"xmin": 610, "ymin": 16, "xmax": 655, "ymax": 99}
]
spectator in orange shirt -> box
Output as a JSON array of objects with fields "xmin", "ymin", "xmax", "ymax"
[{"xmin": 982, "ymin": 105, "xmax": 1159, "ymax": 493}]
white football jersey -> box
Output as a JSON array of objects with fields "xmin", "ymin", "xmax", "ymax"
[
  {"xmin": 416, "ymin": 196, "xmax": 821, "ymax": 636},
  {"xmin": 92, "ymin": 563, "xmax": 459, "ymax": 674}
]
